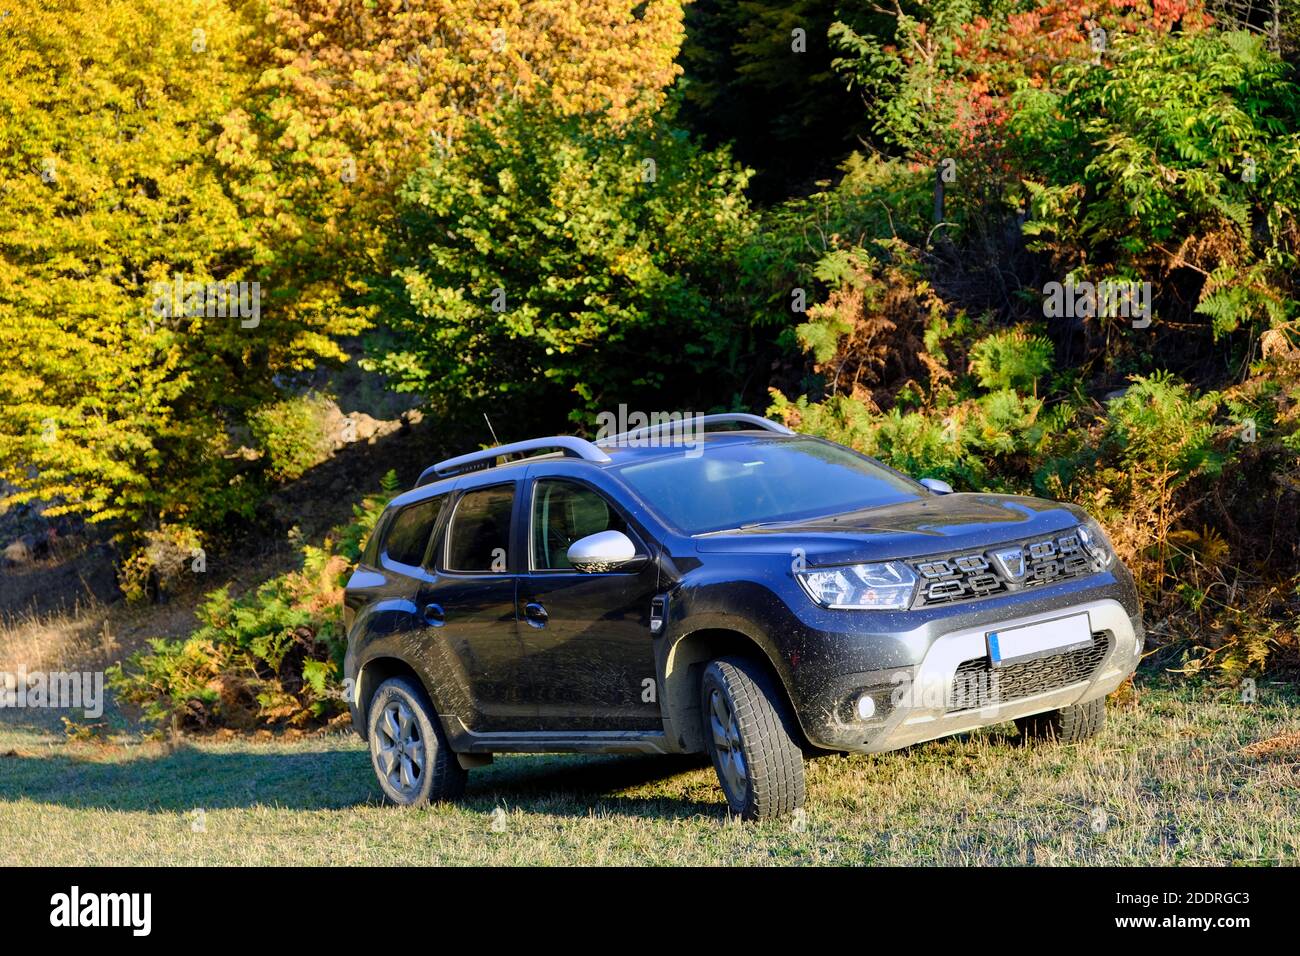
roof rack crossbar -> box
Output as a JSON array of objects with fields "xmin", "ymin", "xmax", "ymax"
[
  {"xmin": 416, "ymin": 436, "xmax": 612, "ymax": 486},
  {"xmin": 596, "ymin": 412, "xmax": 795, "ymax": 446}
]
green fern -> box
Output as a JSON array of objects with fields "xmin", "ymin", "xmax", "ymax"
[{"xmin": 968, "ymin": 328, "xmax": 1054, "ymax": 392}]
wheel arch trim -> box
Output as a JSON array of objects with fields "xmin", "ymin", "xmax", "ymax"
[
  {"xmin": 657, "ymin": 614, "xmax": 806, "ymax": 752},
  {"xmin": 353, "ymin": 654, "xmax": 445, "ymax": 738}
]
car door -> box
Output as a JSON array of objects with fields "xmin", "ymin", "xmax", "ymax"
[
  {"xmin": 346, "ymin": 493, "xmax": 447, "ymax": 672},
  {"xmin": 413, "ymin": 479, "xmax": 534, "ymax": 734},
  {"xmin": 518, "ymin": 474, "xmax": 662, "ymax": 731}
]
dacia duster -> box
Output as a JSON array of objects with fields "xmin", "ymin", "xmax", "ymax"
[{"xmin": 344, "ymin": 415, "xmax": 1143, "ymax": 819}]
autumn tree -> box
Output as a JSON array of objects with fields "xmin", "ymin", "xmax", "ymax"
[
  {"xmin": 0, "ymin": 0, "xmax": 344, "ymax": 528},
  {"xmin": 0, "ymin": 0, "xmax": 687, "ymax": 531},
  {"xmin": 216, "ymin": 0, "xmax": 690, "ymax": 335}
]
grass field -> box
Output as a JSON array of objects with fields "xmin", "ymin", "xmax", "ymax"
[{"xmin": 1, "ymin": 678, "xmax": 1297, "ymax": 866}]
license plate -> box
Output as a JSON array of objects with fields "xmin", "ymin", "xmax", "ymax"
[{"xmin": 987, "ymin": 613, "xmax": 1092, "ymax": 667}]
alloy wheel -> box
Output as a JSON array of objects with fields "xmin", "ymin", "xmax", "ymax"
[
  {"xmin": 375, "ymin": 699, "xmax": 425, "ymax": 796},
  {"xmin": 708, "ymin": 687, "xmax": 748, "ymax": 802}
]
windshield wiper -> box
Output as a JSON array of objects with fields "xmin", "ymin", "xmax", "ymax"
[{"xmin": 694, "ymin": 518, "xmax": 801, "ymax": 536}]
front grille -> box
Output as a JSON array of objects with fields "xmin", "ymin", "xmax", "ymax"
[
  {"xmin": 910, "ymin": 528, "xmax": 1102, "ymax": 608},
  {"xmin": 946, "ymin": 630, "xmax": 1111, "ymax": 713}
]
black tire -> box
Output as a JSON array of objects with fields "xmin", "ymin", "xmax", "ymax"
[
  {"xmin": 700, "ymin": 657, "xmax": 806, "ymax": 821},
  {"xmin": 1016, "ymin": 696, "xmax": 1107, "ymax": 743},
  {"xmin": 367, "ymin": 676, "xmax": 466, "ymax": 806}
]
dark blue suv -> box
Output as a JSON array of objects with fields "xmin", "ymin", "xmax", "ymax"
[{"xmin": 344, "ymin": 414, "xmax": 1143, "ymax": 819}]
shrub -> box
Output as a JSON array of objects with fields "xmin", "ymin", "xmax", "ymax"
[
  {"xmin": 247, "ymin": 393, "xmax": 334, "ymax": 483},
  {"xmin": 1015, "ymin": 29, "xmax": 1300, "ymax": 340},
  {"xmin": 771, "ymin": 383, "xmax": 1062, "ymax": 492},
  {"xmin": 1037, "ymin": 373, "xmax": 1224, "ymax": 592},
  {"xmin": 118, "ymin": 525, "xmax": 205, "ymax": 604},
  {"xmin": 368, "ymin": 102, "xmax": 752, "ymax": 428},
  {"xmin": 107, "ymin": 472, "xmax": 395, "ymax": 731},
  {"xmin": 791, "ymin": 242, "xmax": 952, "ymax": 408},
  {"xmin": 968, "ymin": 328, "xmax": 1054, "ymax": 393}
]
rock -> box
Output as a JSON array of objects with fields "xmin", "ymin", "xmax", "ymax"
[{"xmin": 320, "ymin": 400, "xmax": 400, "ymax": 450}]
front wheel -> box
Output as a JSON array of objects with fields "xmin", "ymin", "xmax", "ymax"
[
  {"xmin": 367, "ymin": 676, "xmax": 466, "ymax": 805},
  {"xmin": 700, "ymin": 657, "xmax": 806, "ymax": 821},
  {"xmin": 1016, "ymin": 696, "xmax": 1107, "ymax": 743}
]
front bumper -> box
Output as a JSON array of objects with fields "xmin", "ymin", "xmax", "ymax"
[{"xmin": 799, "ymin": 596, "xmax": 1142, "ymax": 753}]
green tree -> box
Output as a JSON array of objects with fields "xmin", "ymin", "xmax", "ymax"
[
  {"xmin": 370, "ymin": 104, "xmax": 754, "ymax": 428},
  {"xmin": 1015, "ymin": 29, "xmax": 1300, "ymax": 339},
  {"xmin": 216, "ymin": 0, "xmax": 690, "ymax": 354},
  {"xmin": 679, "ymin": 0, "xmax": 872, "ymax": 199}
]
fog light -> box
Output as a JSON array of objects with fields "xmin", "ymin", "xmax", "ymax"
[{"xmin": 856, "ymin": 693, "xmax": 876, "ymax": 720}]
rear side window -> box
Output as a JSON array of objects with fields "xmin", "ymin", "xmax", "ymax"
[
  {"xmin": 445, "ymin": 485, "xmax": 515, "ymax": 572},
  {"xmin": 360, "ymin": 511, "xmax": 388, "ymax": 566},
  {"xmin": 382, "ymin": 497, "xmax": 445, "ymax": 567}
]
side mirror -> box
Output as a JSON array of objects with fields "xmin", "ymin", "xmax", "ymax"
[
  {"xmin": 567, "ymin": 530, "xmax": 638, "ymax": 573},
  {"xmin": 920, "ymin": 477, "xmax": 954, "ymax": 495}
]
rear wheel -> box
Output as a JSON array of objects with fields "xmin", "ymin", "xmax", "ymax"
[
  {"xmin": 1016, "ymin": 696, "xmax": 1106, "ymax": 743},
  {"xmin": 700, "ymin": 657, "xmax": 806, "ymax": 821},
  {"xmin": 367, "ymin": 676, "xmax": 466, "ymax": 805}
]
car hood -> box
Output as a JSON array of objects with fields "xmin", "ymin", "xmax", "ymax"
[{"xmin": 693, "ymin": 493, "xmax": 1087, "ymax": 564}]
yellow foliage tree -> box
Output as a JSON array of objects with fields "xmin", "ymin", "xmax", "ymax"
[
  {"xmin": 0, "ymin": 0, "xmax": 309, "ymax": 526},
  {"xmin": 215, "ymin": 0, "xmax": 688, "ymax": 325},
  {"xmin": 0, "ymin": 0, "xmax": 685, "ymax": 530}
]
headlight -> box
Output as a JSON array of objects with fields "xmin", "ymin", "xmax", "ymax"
[
  {"xmin": 1077, "ymin": 520, "xmax": 1116, "ymax": 569},
  {"xmin": 797, "ymin": 562, "xmax": 918, "ymax": 610}
]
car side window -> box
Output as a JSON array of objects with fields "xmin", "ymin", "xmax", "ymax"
[
  {"xmin": 444, "ymin": 484, "xmax": 515, "ymax": 572},
  {"xmin": 360, "ymin": 511, "xmax": 388, "ymax": 566},
  {"xmin": 532, "ymin": 480, "xmax": 633, "ymax": 571},
  {"xmin": 382, "ymin": 497, "xmax": 445, "ymax": 567}
]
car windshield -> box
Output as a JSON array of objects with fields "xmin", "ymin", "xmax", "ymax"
[{"xmin": 615, "ymin": 437, "xmax": 921, "ymax": 534}]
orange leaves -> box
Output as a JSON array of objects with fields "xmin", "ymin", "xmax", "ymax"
[
  {"xmin": 944, "ymin": 0, "xmax": 1213, "ymax": 90},
  {"xmin": 247, "ymin": 0, "xmax": 684, "ymax": 183},
  {"xmin": 217, "ymin": 0, "xmax": 689, "ymax": 343}
]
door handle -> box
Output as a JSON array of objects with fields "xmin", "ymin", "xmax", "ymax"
[
  {"xmin": 423, "ymin": 603, "xmax": 445, "ymax": 627},
  {"xmin": 523, "ymin": 602, "xmax": 548, "ymax": 628}
]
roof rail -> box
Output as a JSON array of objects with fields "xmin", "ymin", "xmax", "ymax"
[
  {"xmin": 415, "ymin": 436, "xmax": 612, "ymax": 487},
  {"xmin": 596, "ymin": 413, "xmax": 796, "ymax": 446}
]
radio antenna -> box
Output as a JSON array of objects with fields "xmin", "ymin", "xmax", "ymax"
[{"xmin": 483, "ymin": 412, "xmax": 501, "ymax": 446}]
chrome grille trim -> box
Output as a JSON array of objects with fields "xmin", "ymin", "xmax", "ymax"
[{"xmin": 909, "ymin": 528, "xmax": 1104, "ymax": 608}]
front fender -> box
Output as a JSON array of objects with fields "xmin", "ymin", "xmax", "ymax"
[{"xmin": 654, "ymin": 576, "xmax": 817, "ymax": 752}]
